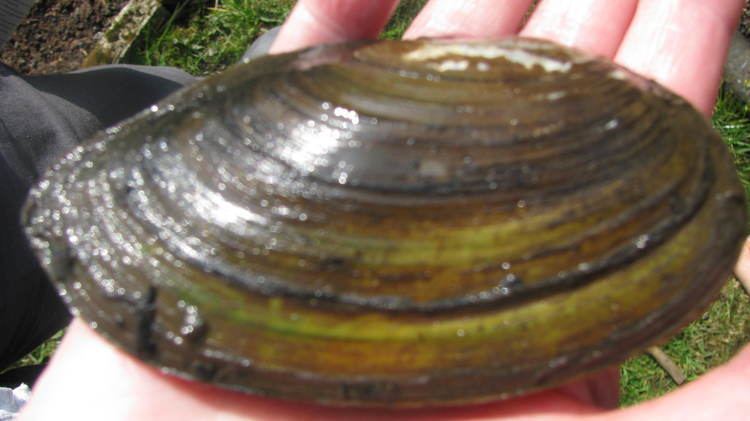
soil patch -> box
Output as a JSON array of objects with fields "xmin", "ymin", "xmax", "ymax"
[{"xmin": 0, "ymin": 0, "xmax": 129, "ymax": 75}]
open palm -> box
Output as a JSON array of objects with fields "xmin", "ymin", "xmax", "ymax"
[{"xmin": 21, "ymin": 1, "xmax": 748, "ymax": 420}]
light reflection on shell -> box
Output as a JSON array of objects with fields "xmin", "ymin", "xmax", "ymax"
[{"xmin": 23, "ymin": 37, "xmax": 747, "ymax": 406}]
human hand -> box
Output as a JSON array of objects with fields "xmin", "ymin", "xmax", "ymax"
[{"xmin": 19, "ymin": 1, "xmax": 748, "ymax": 420}]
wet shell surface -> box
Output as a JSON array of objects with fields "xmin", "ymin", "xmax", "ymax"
[{"xmin": 24, "ymin": 37, "xmax": 747, "ymax": 406}]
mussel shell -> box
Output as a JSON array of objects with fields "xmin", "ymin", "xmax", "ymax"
[{"xmin": 23, "ymin": 37, "xmax": 747, "ymax": 406}]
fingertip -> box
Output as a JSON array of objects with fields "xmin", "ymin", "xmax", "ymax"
[
  {"xmin": 615, "ymin": 0, "xmax": 745, "ymax": 115},
  {"xmin": 733, "ymin": 236, "xmax": 750, "ymax": 285},
  {"xmin": 521, "ymin": 0, "xmax": 638, "ymax": 58},
  {"xmin": 403, "ymin": 0, "xmax": 534, "ymax": 40},
  {"xmin": 270, "ymin": 0, "xmax": 400, "ymax": 54},
  {"xmin": 723, "ymin": 341, "xmax": 750, "ymax": 378}
]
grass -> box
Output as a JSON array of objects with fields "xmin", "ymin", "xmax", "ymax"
[
  {"xmin": 11, "ymin": 0, "xmax": 750, "ymax": 409},
  {"xmin": 381, "ymin": 0, "xmax": 428, "ymax": 40},
  {"xmin": 716, "ymin": 87, "xmax": 750, "ymax": 198},
  {"xmin": 620, "ymin": 278, "xmax": 750, "ymax": 405},
  {"xmin": 0, "ymin": 330, "xmax": 63, "ymax": 375},
  {"xmin": 127, "ymin": 0, "xmax": 426, "ymax": 73},
  {"xmin": 129, "ymin": 0, "xmax": 295, "ymax": 75}
]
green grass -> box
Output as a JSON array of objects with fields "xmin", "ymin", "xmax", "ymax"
[
  {"xmin": 10, "ymin": 0, "xmax": 750, "ymax": 409},
  {"xmin": 381, "ymin": 0, "xmax": 428, "ymax": 40},
  {"xmin": 620, "ymin": 279, "xmax": 750, "ymax": 405},
  {"xmin": 128, "ymin": 0, "xmax": 427, "ymax": 74},
  {"xmin": 129, "ymin": 0, "xmax": 295, "ymax": 75},
  {"xmin": 1, "ymin": 330, "xmax": 63, "ymax": 375},
  {"xmin": 716, "ymin": 87, "xmax": 750, "ymax": 198}
]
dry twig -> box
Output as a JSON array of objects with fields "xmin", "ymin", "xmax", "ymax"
[{"xmin": 647, "ymin": 346, "xmax": 686, "ymax": 385}]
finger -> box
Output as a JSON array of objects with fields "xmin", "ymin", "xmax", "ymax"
[
  {"xmin": 269, "ymin": 0, "xmax": 400, "ymax": 54},
  {"xmin": 615, "ymin": 0, "xmax": 744, "ymax": 115},
  {"xmin": 403, "ymin": 0, "xmax": 535, "ymax": 40},
  {"xmin": 733, "ymin": 236, "xmax": 750, "ymax": 286},
  {"xmin": 19, "ymin": 320, "xmax": 177, "ymax": 420},
  {"xmin": 521, "ymin": 0, "xmax": 638, "ymax": 58},
  {"xmin": 611, "ymin": 343, "xmax": 750, "ymax": 420}
]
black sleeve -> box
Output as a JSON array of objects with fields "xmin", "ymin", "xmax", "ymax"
[{"xmin": 0, "ymin": 62, "xmax": 196, "ymax": 369}]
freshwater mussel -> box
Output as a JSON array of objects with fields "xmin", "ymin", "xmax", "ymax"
[{"xmin": 23, "ymin": 37, "xmax": 747, "ymax": 406}]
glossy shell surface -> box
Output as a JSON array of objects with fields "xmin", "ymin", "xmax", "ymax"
[{"xmin": 24, "ymin": 38, "xmax": 747, "ymax": 406}]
